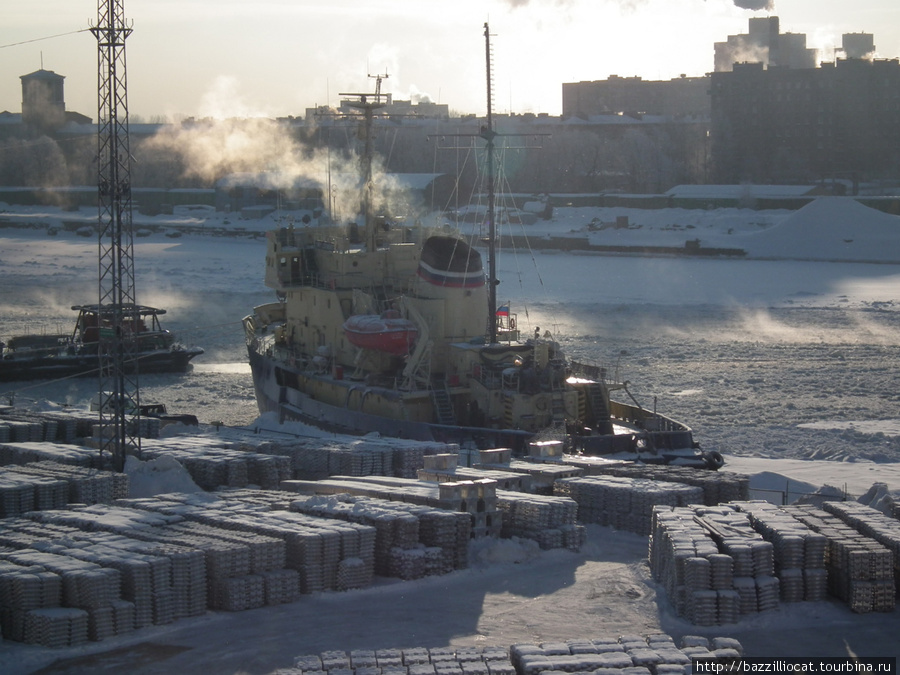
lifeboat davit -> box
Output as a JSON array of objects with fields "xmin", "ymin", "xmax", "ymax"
[{"xmin": 342, "ymin": 310, "xmax": 418, "ymax": 356}]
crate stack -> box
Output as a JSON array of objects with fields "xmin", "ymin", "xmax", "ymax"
[
  {"xmin": 784, "ymin": 504, "xmax": 895, "ymax": 613},
  {"xmin": 732, "ymin": 501, "xmax": 828, "ymax": 602},
  {"xmin": 495, "ymin": 491, "xmax": 584, "ymax": 551},
  {"xmin": 822, "ymin": 501, "xmax": 900, "ymax": 590},
  {"xmin": 649, "ymin": 506, "xmax": 737, "ymax": 626},
  {"xmin": 439, "ymin": 480, "xmax": 504, "ymax": 538},
  {"xmin": 555, "ymin": 475, "xmax": 704, "ymax": 535}
]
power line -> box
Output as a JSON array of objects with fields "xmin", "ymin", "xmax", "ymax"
[{"xmin": 0, "ymin": 28, "xmax": 90, "ymax": 50}]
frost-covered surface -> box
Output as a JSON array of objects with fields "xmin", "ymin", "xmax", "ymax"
[{"xmin": 2, "ymin": 198, "xmax": 900, "ymax": 670}]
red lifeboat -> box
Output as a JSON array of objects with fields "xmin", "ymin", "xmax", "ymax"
[{"xmin": 342, "ymin": 310, "xmax": 418, "ymax": 356}]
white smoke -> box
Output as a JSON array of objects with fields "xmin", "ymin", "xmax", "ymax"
[
  {"xmin": 499, "ymin": 0, "xmax": 773, "ymax": 10},
  {"xmin": 733, "ymin": 0, "xmax": 774, "ymax": 9}
]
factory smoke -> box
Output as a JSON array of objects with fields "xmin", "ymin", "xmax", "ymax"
[
  {"xmin": 733, "ymin": 0, "xmax": 774, "ymax": 9},
  {"xmin": 499, "ymin": 0, "xmax": 773, "ymax": 10}
]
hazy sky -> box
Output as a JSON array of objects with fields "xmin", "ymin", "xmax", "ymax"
[{"xmin": 2, "ymin": 0, "xmax": 900, "ymax": 120}]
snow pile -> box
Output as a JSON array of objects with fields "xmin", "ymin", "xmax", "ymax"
[
  {"xmin": 123, "ymin": 454, "xmax": 202, "ymax": 498},
  {"xmin": 737, "ymin": 198, "xmax": 900, "ymax": 262},
  {"xmin": 858, "ymin": 482, "xmax": 900, "ymax": 517}
]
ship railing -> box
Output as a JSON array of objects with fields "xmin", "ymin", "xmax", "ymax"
[
  {"xmin": 608, "ymin": 399, "xmax": 690, "ymax": 433},
  {"xmin": 569, "ymin": 360, "xmax": 623, "ymax": 386}
]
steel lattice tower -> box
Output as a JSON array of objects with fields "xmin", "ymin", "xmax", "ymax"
[{"xmin": 91, "ymin": 0, "xmax": 140, "ymax": 471}]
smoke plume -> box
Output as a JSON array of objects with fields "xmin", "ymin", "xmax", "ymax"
[
  {"xmin": 732, "ymin": 0, "xmax": 774, "ymax": 9},
  {"xmin": 499, "ymin": 0, "xmax": 773, "ymax": 10}
]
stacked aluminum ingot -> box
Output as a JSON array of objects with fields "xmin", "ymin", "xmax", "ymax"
[
  {"xmin": 785, "ymin": 504, "xmax": 895, "ymax": 613},
  {"xmin": 22, "ymin": 607, "xmax": 89, "ymax": 648},
  {"xmin": 822, "ymin": 500, "xmax": 900, "ymax": 590},
  {"xmin": 138, "ymin": 439, "xmax": 294, "ymax": 491},
  {"xmin": 732, "ymin": 500, "xmax": 828, "ymax": 602},
  {"xmin": 555, "ymin": 462, "xmax": 750, "ymax": 506},
  {"xmin": 288, "ymin": 492, "xmax": 469, "ymax": 577},
  {"xmin": 4, "ymin": 461, "xmax": 128, "ymax": 505},
  {"xmin": 692, "ymin": 505, "xmax": 779, "ymax": 613},
  {"xmin": 556, "ymin": 475, "xmax": 703, "ymax": 536},
  {"xmin": 290, "ymin": 645, "xmax": 517, "ymax": 675},
  {"xmin": 0, "ymin": 548, "xmax": 123, "ymax": 643},
  {"xmin": 0, "ymin": 475, "xmax": 36, "ymax": 517},
  {"xmin": 0, "ymin": 441, "xmax": 95, "ymax": 467},
  {"xmin": 0, "ymin": 559, "xmax": 62, "ymax": 643},
  {"xmin": 508, "ymin": 633, "xmax": 743, "ymax": 675},
  {"xmin": 496, "ymin": 491, "xmax": 583, "ymax": 550},
  {"xmin": 650, "ymin": 504, "xmax": 783, "ymax": 625}
]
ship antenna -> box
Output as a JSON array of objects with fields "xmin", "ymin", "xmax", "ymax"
[{"xmin": 483, "ymin": 22, "xmax": 499, "ymax": 344}]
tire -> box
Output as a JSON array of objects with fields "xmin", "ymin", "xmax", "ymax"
[{"xmin": 704, "ymin": 450, "xmax": 725, "ymax": 470}]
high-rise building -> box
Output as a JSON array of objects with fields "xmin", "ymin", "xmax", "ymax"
[
  {"xmin": 561, "ymin": 75, "xmax": 710, "ymax": 119},
  {"xmin": 714, "ymin": 17, "xmax": 817, "ymax": 72},
  {"xmin": 709, "ymin": 57, "xmax": 900, "ymax": 184}
]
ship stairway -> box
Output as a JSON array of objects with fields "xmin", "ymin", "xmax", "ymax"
[
  {"xmin": 586, "ymin": 382, "xmax": 615, "ymax": 434},
  {"xmin": 430, "ymin": 380, "xmax": 457, "ymax": 425},
  {"xmin": 550, "ymin": 391, "xmax": 567, "ymax": 426}
]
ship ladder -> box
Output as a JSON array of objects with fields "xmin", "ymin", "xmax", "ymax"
[
  {"xmin": 430, "ymin": 381, "xmax": 457, "ymax": 425},
  {"xmin": 586, "ymin": 382, "xmax": 615, "ymax": 434},
  {"xmin": 550, "ymin": 391, "xmax": 567, "ymax": 426}
]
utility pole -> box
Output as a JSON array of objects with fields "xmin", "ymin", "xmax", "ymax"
[{"xmin": 91, "ymin": 0, "xmax": 140, "ymax": 471}]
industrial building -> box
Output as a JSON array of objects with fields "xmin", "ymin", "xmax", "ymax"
[{"xmin": 710, "ymin": 56, "xmax": 900, "ymax": 184}]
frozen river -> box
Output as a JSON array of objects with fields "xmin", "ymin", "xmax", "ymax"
[{"xmin": 3, "ymin": 225, "xmax": 900, "ymax": 471}]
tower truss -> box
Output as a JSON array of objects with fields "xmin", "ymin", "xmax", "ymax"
[{"xmin": 91, "ymin": 0, "xmax": 140, "ymax": 471}]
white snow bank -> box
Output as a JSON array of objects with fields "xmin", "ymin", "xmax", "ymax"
[
  {"xmin": 857, "ymin": 481, "xmax": 900, "ymax": 516},
  {"xmin": 124, "ymin": 454, "xmax": 202, "ymax": 498},
  {"xmin": 737, "ymin": 198, "xmax": 900, "ymax": 262}
]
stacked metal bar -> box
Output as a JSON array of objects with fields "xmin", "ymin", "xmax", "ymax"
[
  {"xmin": 555, "ymin": 475, "xmax": 703, "ymax": 535},
  {"xmin": 784, "ymin": 504, "xmax": 895, "ymax": 613},
  {"xmin": 732, "ymin": 500, "xmax": 828, "ymax": 602}
]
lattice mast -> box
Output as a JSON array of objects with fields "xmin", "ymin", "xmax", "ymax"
[
  {"xmin": 340, "ymin": 73, "xmax": 389, "ymax": 252},
  {"xmin": 91, "ymin": 0, "xmax": 140, "ymax": 471},
  {"xmin": 483, "ymin": 23, "xmax": 499, "ymax": 344}
]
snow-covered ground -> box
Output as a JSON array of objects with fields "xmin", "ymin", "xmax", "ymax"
[{"xmin": 2, "ymin": 197, "xmax": 900, "ymax": 671}]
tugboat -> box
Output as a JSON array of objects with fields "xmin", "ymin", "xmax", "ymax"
[
  {"xmin": 242, "ymin": 27, "xmax": 719, "ymax": 469},
  {"xmin": 0, "ymin": 304, "xmax": 203, "ymax": 382}
]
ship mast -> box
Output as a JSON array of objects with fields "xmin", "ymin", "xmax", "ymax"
[
  {"xmin": 482, "ymin": 23, "xmax": 499, "ymax": 344},
  {"xmin": 340, "ymin": 72, "xmax": 389, "ymax": 252}
]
